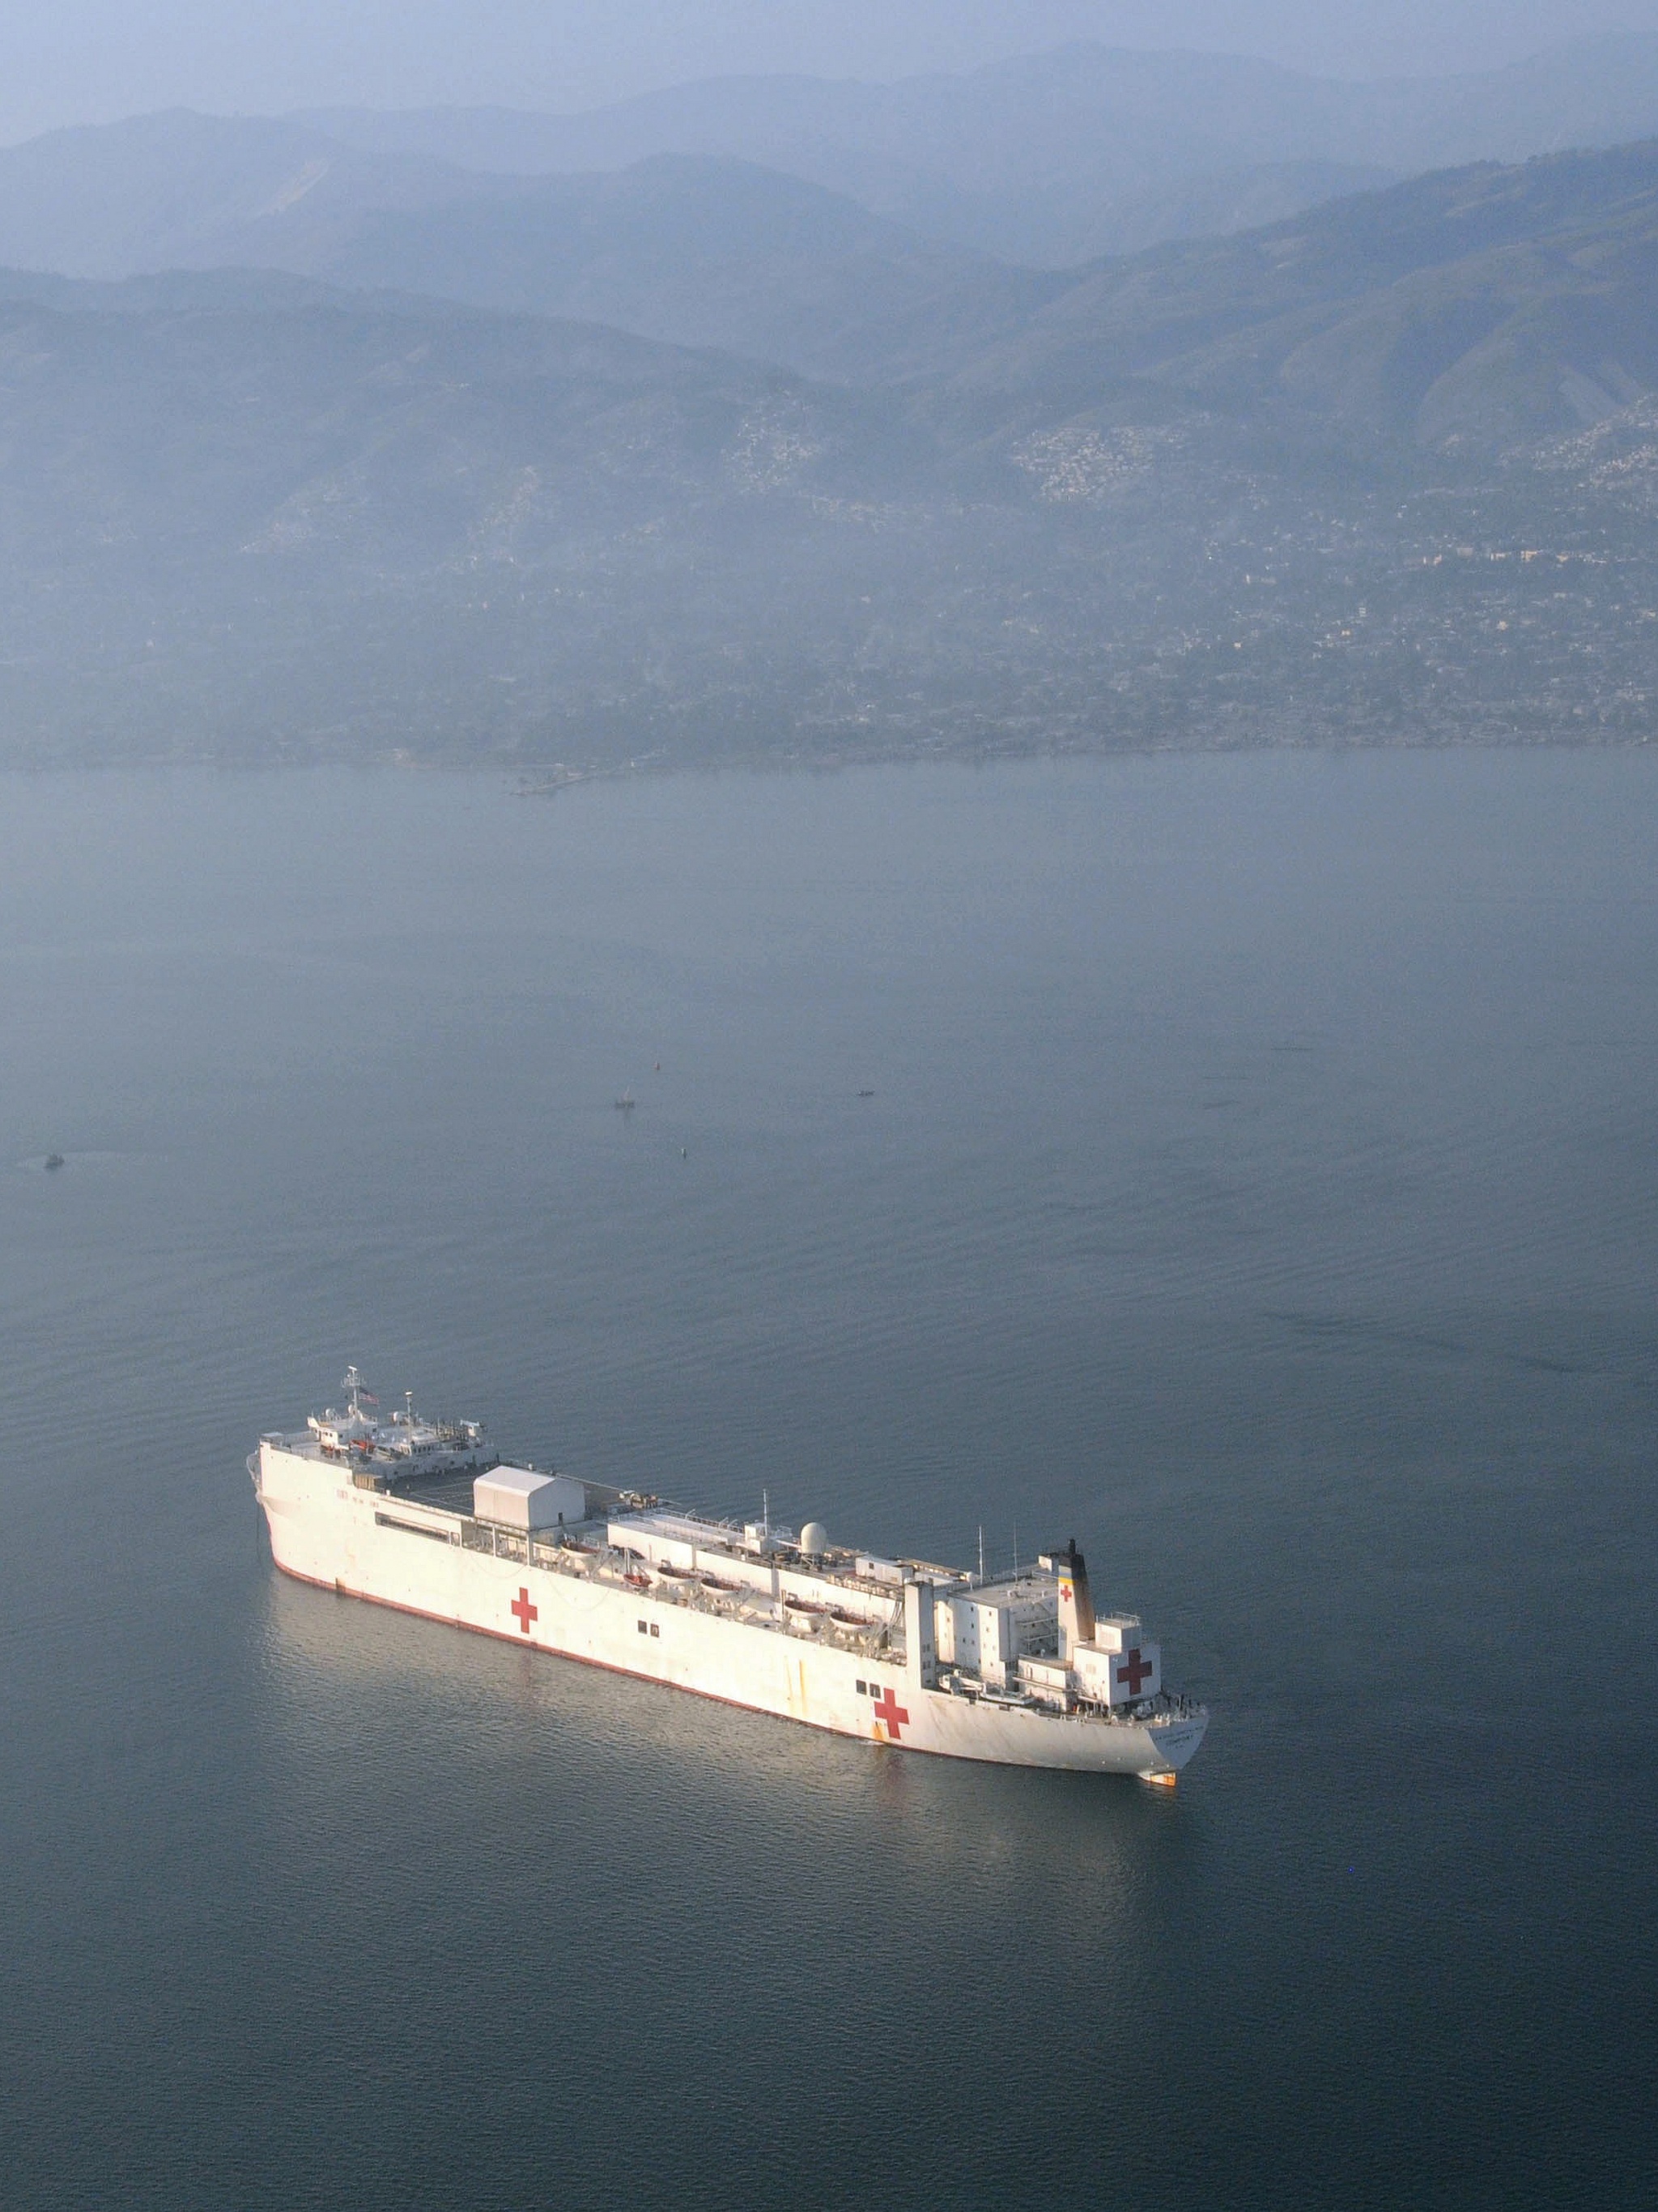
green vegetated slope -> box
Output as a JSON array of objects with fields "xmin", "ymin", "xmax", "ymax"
[{"xmin": 1, "ymin": 142, "xmax": 1656, "ymax": 764}]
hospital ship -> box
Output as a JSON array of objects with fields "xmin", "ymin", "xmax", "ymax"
[{"xmin": 251, "ymin": 1369, "xmax": 1208, "ymax": 1783}]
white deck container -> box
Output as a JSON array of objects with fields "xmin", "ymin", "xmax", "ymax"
[{"xmin": 474, "ymin": 1466, "xmax": 588, "ymax": 1531}]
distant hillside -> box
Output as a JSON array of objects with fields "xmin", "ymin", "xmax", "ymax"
[
  {"xmin": 0, "ymin": 281, "xmax": 911, "ymax": 574},
  {"xmin": 5, "ymin": 36, "xmax": 1655, "ymax": 292},
  {"xmin": 0, "ymin": 110, "xmax": 493, "ymax": 279},
  {"xmin": 314, "ymin": 137, "xmax": 1658, "ymax": 445},
  {"xmin": 941, "ymin": 142, "xmax": 1658, "ymax": 453},
  {"xmin": 6, "ymin": 117, "xmax": 1653, "ymax": 435},
  {"xmin": 0, "ymin": 116, "xmax": 1050, "ymax": 382},
  {"xmin": 2, "ymin": 141, "xmax": 1656, "ymax": 768},
  {"xmin": 315, "ymin": 156, "xmax": 1059, "ymax": 382},
  {"xmin": 300, "ymin": 33, "xmax": 1658, "ymax": 264},
  {"xmin": 1079, "ymin": 161, "xmax": 1400, "ymax": 260},
  {"xmin": 0, "ymin": 278, "xmax": 951, "ymax": 764}
]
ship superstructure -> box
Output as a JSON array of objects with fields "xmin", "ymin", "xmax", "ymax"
[{"xmin": 252, "ymin": 1372, "xmax": 1207, "ymax": 1781}]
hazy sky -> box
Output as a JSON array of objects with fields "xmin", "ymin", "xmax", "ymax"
[{"xmin": 0, "ymin": 1, "xmax": 1644, "ymax": 143}]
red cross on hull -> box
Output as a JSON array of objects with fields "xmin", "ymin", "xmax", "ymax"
[
  {"xmin": 510, "ymin": 1587, "xmax": 538, "ymax": 1635},
  {"xmin": 872, "ymin": 1685, "xmax": 910, "ymax": 1741}
]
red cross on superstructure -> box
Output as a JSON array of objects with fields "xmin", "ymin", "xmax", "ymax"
[
  {"xmin": 1116, "ymin": 1647, "xmax": 1152, "ymax": 1696},
  {"xmin": 510, "ymin": 1587, "xmax": 538, "ymax": 1636},
  {"xmin": 872, "ymin": 1685, "xmax": 910, "ymax": 1741}
]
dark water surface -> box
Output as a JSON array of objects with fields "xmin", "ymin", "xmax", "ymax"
[{"xmin": 1, "ymin": 756, "xmax": 1654, "ymax": 2210}]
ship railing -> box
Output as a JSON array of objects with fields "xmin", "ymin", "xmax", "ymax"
[
  {"xmin": 611, "ymin": 1497, "xmax": 947, "ymax": 1603},
  {"xmin": 505, "ymin": 1536, "xmax": 900, "ymax": 1651},
  {"xmin": 936, "ymin": 1670, "xmax": 1205, "ymax": 1727},
  {"xmin": 438, "ymin": 1516, "xmax": 900, "ymax": 1656}
]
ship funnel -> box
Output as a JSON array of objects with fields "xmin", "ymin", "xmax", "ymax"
[{"xmin": 1053, "ymin": 1538, "xmax": 1095, "ymax": 1661}]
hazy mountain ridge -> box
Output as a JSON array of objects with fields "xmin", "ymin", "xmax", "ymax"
[
  {"xmin": 1, "ymin": 130, "xmax": 1656, "ymax": 765},
  {"xmin": 11, "ymin": 140, "xmax": 1654, "ymax": 549},
  {"xmin": 6, "ymin": 33, "xmax": 1656, "ymax": 291},
  {"xmin": 0, "ymin": 118, "xmax": 1061, "ymax": 383},
  {"xmin": 6, "ymin": 115, "xmax": 1654, "ymax": 432},
  {"xmin": 0, "ymin": 110, "xmax": 495, "ymax": 279},
  {"xmin": 317, "ymin": 157, "xmax": 1063, "ymax": 383},
  {"xmin": 942, "ymin": 141, "xmax": 1658, "ymax": 453},
  {"xmin": 296, "ymin": 34, "xmax": 1658, "ymax": 264}
]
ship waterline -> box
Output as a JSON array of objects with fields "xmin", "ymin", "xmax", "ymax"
[{"xmin": 252, "ymin": 1373, "xmax": 1207, "ymax": 1781}]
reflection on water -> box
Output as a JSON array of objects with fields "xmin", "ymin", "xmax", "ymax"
[
  {"xmin": 1, "ymin": 756, "xmax": 1655, "ymax": 2211},
  {"xmin": 256, "ymin": 1563, "xmax": 1175, "ymax": 1903}
]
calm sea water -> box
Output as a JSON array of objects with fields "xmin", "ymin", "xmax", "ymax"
[{"xmin": 1, "ymin": 755, "xmax": 1654, "ymax": 2210}]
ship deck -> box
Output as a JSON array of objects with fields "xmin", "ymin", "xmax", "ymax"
[{"xmin": 257, "ymin": 1432, "xmax": 1202, "ymax": 1735}]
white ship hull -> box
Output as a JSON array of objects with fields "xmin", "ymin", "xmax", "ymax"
[{"xmin": 255, "ymin": 1438, "xmax": 1207, "ymax": 1779}]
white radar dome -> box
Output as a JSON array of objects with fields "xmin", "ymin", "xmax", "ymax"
[{"xmin": 799, "ymin": 1521, "xmax": 829, "ymax": 1558}]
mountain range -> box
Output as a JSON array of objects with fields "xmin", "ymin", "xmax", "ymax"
[
  {"xmin": 943, "ymin": 141, "xmax": 1658, "ymax": 451},
  {"xmin": 296, "ymin": 34, "xmax": 1658, "ymax": 264},
  {"xmin": 4, "ymin": 34, "xmax": 1658, "ymax": 284},
  {"xmin": 4, "ymin": 105, "xmax": 1658, "ymax": 429},
  {"xmin": 1, "ymin": 49, "xmax": 1656, "ymax": 767}
]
